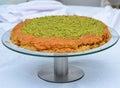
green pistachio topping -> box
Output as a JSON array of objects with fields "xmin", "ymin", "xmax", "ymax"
[{"xmin": 22, "ymin": 16, "xmax": 105, "ymax": 38}]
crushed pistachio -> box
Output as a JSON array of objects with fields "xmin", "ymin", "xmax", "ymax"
[{"xmin": 22, "ymin": 16, "xmax": 105, "ymax": 38}]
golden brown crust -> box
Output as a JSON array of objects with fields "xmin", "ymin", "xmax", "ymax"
[{"xmin": 10, "ymin": 17, "xmax": 111, "ymax": 53}]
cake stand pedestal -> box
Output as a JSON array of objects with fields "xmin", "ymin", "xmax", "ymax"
[
  {"xmin": 38, "ymin": 57, "xmax": 84, "ymax": 83},
  {"xmin": 2, "ymin": 28, "xmax": 119, "ymax": 83}
]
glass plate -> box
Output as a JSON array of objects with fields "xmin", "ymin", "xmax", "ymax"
[{"xmin": 2, "ymin": 27, "xmax": 119, "ymax": 57}]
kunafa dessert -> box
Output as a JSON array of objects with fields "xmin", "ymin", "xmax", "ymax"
[{"xmin": 10, "ymin": 16, "xmax": 111, "ymax": 53}]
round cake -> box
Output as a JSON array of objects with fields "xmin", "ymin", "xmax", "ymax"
[{"xmin": 10, "ymin": 15, "xmax": 111, "ymax": 53}]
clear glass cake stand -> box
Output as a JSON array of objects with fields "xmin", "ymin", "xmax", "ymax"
[{"xmin": 2, "ymin": 28, "xmax": 119, "ymax": 83}]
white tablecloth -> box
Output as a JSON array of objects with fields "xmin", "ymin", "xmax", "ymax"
[{"xmin": 0, "ymin": 5, "xmax": 120, "ymax": 88}]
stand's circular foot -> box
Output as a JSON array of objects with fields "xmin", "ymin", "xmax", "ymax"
[{"xmin": 38, "ymin": 66, "xmax": 84, "ymax": 83}]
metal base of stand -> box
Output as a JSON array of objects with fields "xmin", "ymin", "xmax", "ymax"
[
  {"xmin": 38, "ymin": 66, "xmax": 84, "ymax": 83},
  {"xmin": 38, "ymin": 57, "xmax": 84, "ymax": 83}
]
